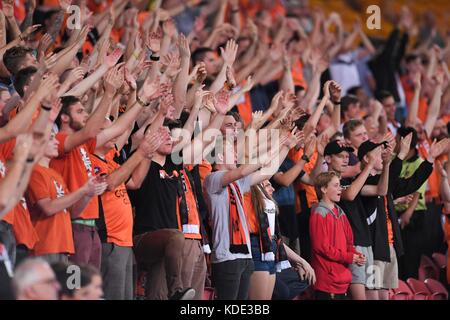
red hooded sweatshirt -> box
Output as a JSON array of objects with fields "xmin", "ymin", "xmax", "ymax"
[{"xmin": 310, "ymin": 201, "xmax": 357, "ymax": 294}]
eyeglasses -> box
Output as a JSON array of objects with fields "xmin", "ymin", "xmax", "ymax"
[{"xmin": 34, "ymin": 277, "xmax": 59, "ymax": 287}]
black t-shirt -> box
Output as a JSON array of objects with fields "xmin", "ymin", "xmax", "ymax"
[
  {"xmin": 338, "ymin": 177, "xmax": 372, "ymax": 247},
  {"xmin": 133, "ymin": 157, "xmax": 182, "ymax": 235}
]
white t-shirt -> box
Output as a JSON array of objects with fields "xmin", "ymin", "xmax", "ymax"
[{"xmin": 263, "ymin": 198, "xmax": 277, "ymax": 237}]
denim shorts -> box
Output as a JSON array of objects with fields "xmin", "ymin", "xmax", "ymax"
[{"xmin": 250, "ymin": 234, "xmax": 277, "ymax": 274}]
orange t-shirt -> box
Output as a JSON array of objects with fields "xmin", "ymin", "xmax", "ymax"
[
  {"xmin": 26, "ymin": 164, "xmax": 75, "ymax": 256},
  {"xmin": 243, "ymin": 192, "xmax": 259, "ymax": 234},
  {"xmin": 91, "ymin": 151, "xmax": 133, "ymax": 247},
  {"xmin": 49, "ymin": 133, "xmax": 99, "ymax": 220},
  {"xmin": 9, "ymin": 106, "xmax": 40, "ymax": 123},
  {"xmin": 0, "ymin": 139, "xmax": 17, "ymax": 225},
  {"xmin": 237, "ymin": 93, "xmax": 253, "ymax": 128},
  {"xmin": 289, "ymin": 148, "xmax": 319, "ymax": 212},
  {"xmin": 418, "ymin": 137, "xmax": 447, "ymax": 200},
  {"xmin": 0, "ymin": 138, "xmax": 38, "ymax": 248},
  {"xmin": 401, "ymin": 75, "xmax": 428, "ymax": 123},
  {"xmin": 12, "ymin": 196, "xmax": 39, "ymax": 250}
]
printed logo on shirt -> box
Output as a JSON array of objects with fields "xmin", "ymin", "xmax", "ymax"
[
  {"xmin": 53, "ymin": 180, "xmax": 67, "ymax": 213},
  {"xmin": 20, "ymin": 197, "xmax": 27, "ymax": 210},
  {"xmin": 0, "ymin": 160, "xmax": 5, "ymax": 178},
  {"xmin": 159, "ymin": 169, "xmax": 179, "ymax": 180},
  {"xmin": 79, "ymin": 147, "xmax": 93, "ymax": 175},
  {"xmin": 114, "ymin": 188, "xmax": 130, "ymax": 205}
]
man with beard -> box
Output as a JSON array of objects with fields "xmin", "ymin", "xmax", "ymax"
[{"xmin": 50, "ymin": 63, "xmax": 153, "ymax": 269}]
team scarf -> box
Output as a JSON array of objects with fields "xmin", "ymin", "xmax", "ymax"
[
  {"xmin": 255, "ymin": 188, "xmax": 291, "ymax": 272},
  {"xmin": 228, "ymin": 182, "xmax": 250, "ymax": 254},
  {"xmin": 175, "ymin": 168, "xmax": 211, "ymax": 254}
]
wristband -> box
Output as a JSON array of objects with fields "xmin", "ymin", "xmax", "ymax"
[
  {"xmin": 26, "ymin": 157, "xmax": 34, "ymax": 163},
  {"xmin": 332, "ymin": 100, "xmax": 341, "ymax": 105},
  {"xmin": 301, "ymin": 154, "xmax": 310, "ymax": 163},
  {"xmin": 231, "ymin": 8, "xmax": 240, "ymax": 14},
  {"xmin": 150, "ymin": 55, "xmax": 160, "ymax": 62},
  {"xmin": 41, "ymin": 105, "xmax": 52, "ymax": 112}
]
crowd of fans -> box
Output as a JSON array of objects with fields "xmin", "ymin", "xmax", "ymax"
[{"xmin": 0, "ymin": 0, "xmax": 449, "ymax": 301}]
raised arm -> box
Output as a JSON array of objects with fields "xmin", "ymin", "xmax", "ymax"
[
  {"xmin": 424, "ymin": 72, "xmax": 444, "ymax": 137},
  {"xmin": 173, "ymin": 34, "xmax": 191, "ymax": 119},
  {"xmin": 405, "ymin": 72, "xmax": 422, "ymax": 128},
  {"xmin": 0, "ymin": 75, "xmax": 59, "ymax": 144},
  {"xmin": 63, "ymin": 48, "xmax": 123, "ymax": 97}
]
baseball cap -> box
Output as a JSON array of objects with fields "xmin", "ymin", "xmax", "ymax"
[
  {"xmin": 324, "ymin": 140, "xmax": 355, "ymax": 156},
  {"xmin": 358, "ymin": 140, "xmax": 387, "ymax": 161}
]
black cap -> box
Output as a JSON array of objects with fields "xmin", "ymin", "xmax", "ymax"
[
  {"xmin": 358, "ymin": 140, "xmax": 387, "ymax": 161},
  {"xmin": 324, "ymin": 140, "xmax": 354, "ymax": 156}
]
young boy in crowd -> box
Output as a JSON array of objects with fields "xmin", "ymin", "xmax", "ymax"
[{"xmin": 310, "ymin": 171, "xmax": 366, "ymax": 300}]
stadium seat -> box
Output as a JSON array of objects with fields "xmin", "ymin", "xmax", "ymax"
[
  {"xmin": 391, "ymin": 279, "xmax": 413, "ymax": 300},
  {"xmin": 203, "ymin": 287, "xmax": 215, "ymax": 300},
  {"xmin": 406, "ymin": 278, "xmax": 431, "ymax": 300},
  {"xmin": 432, "ymin": 253, "xmax": 447, "ymax": 269},
  {"xmin": 418, "ymin": 255, "xmax": 440, "ymax": 281},
  {"xmin": 424, "ymin": 278, "xmax": 449, "ymax": 300},
  {"xmin": 432, "ymin": 252, "xmax": 448, "ymax": 284}
]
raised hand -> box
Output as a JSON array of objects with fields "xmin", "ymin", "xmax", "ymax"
[
  {"xmin": 140, "ymin": 77, "xmax": 161, "ymax": 102},
  {"xmin": 124, "ymin": 67, "xmax": 137, "ymax": 91},
  {"xmin": 37, "ymin": 33, "xmax": 54, "ymax": 58},
  {"xmin": 249, "ymin": 111, "xmax": 264, "ymax": 130},
  {"xmin": 316, "ymin": 133, "xmax": 329, "ymax": 156},
  {"xmin": 329, "ymin": 81, "xmax": 342, "ymax": 103},
  {"xmin": 85, "ymin": 176, "xmax": 108, "ymax": 197},
  {"xmin": 105, "ymin": 48, "xmax": 124, "ymax": 68},
  {"xmin": 398, "ymin": 132, "xmax": 413, "ymax": 160},
  {"xmin": 304, "ymin": 133, "xmax": 317, "ymax": 158},
  {"xmin": 49, "ymin": 98, "xmax": 63, "ymax": 123},
  {"xmin": 178, "ymin": 33, "xmax": 190, "ymax": 59},
  {"xmin": 367, "ymin": 146, "xmax": 383, "ymax": 166},
  {"xmin": 138, "ymin": 131, "xmax": 163, "ymax": 159},
  {"xmin": 220, "ymin": 39, "xmax": 238, "ymax": 67},
  {"xmin": 2, "ymin": 0, "xmax": 15, "ymax": 18},
  {"xmin": 36, "ymin": 73, "xmax": 60, "ymax": 100},
  {"xmin": 241, "ymin": 75, "xmax": 254, "ymax": 93},
  {"xmin": 22, "ymin": 24, "xmax": 41, "ymax": 39},
  {"xmin": 147, "ymin": 31, "xmax": 162, "ymax": 53},
  {"xmin": 104, "ymin": 65, "xmax": 125, "ymax": 94},
  {"xmin": 428, "ymin": 138, "xmax": 450, "ymax": 162},
  {"xmin": 162, "ymin": 18, "xmax": 177, "ymax": 37},
  {"xmin": 214, "ymin": 89, "xmax": 230, "ymax": 115},
  {"xmin": 193, "ymin": 85, "xmax": 209, "ymax": 108},
  {"xmin": 60, "ymin": 0, "xmax": 72, "ymax": 11}
]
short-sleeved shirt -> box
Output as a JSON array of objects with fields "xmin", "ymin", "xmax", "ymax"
[
  {"xmin": 0, "ymin": 139, "xmax": 16, "ymax": 225},
  {"xmin": 91, "ymin": 151, "xmax": 133, "ymax": 247},
  {"xmin": 0, "ymin": 139, "xmax": 38, "ymax": 247},
  {"xmin": 26, "ymin": 165, "xmax": 74, "ymax": 255},
  {"xmin": 395, "ymin": 155, "xmax": 427, "ymax": 212},
  {"xmin": 49, "ymin": 133, "xmax": 99, "ymax": 220},
  {"xmin": 133, "ymin": 157, "xmax": 182, "ymax": 235},
  {"xmin": 338, "ymin": 177, "xmax": 372, "ymax": 247},
  {"xmin": 271, "ymin": 158, "xmax": 304, "ymax": 206},
  {"xmin": 204, "ymin": 171, "xmax": 252, "ymax": 263}
]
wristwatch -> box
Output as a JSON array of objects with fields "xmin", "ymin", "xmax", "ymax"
[
  {"xmin": 301, "ymin": 154, "xmax": 310, "ymax": 163},
  {"xmin": 136, "ymin": 96, "xmax": 150, "ymax": 107}
]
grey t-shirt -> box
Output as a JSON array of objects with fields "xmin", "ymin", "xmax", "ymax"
[{"xmin": 204, "ymin": 171, "xmax": 253, "ymax": 263}]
